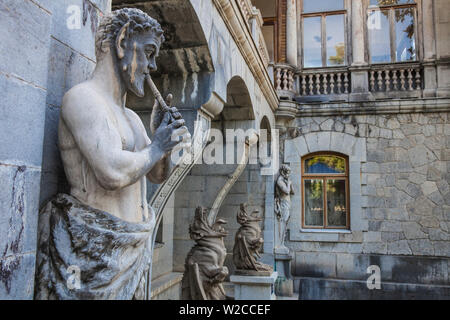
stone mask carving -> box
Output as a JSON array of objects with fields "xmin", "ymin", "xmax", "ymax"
[
  {"xmin": 233, "ymin": 203, "xmax": 272, "ymax": 273},
  {"xmin": 181, "ymin": 207, "xmax": 229, "ymax": 300}
]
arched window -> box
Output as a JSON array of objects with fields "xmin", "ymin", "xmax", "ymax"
[{"xmin": 302, "ymin": 152, "xmax": 350, "ymax": 229}]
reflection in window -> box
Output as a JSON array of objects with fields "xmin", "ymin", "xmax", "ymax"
[
  {"xmin": 326, "ymin": 180, "xmax": 347, "ymax": 227},
  {"xmin": 304, "ymin": 155, "xmax": 346, "ymax": 174},
  {"xmin": 303, "ymin": 17, "xmax": 322, "ymax": 68},
  {"xmin": 367, "ymin": 1, "xmax": 417, "ymax": 63},
  {"xmin": 395, "ymin": 8, "xmax": 416, "ymax": 61},
  {"xmin": 304, "ymin": 179, "xmax": 324, "ymax": 226},
  {"xmin": 326, "ymin": 14, "xmax": 345, "ymax": 66},
  {"xmin": 370, "ymin": 0, "xmax": 415, "ymax": 6},
  {"xmin": 368, "ymin": 10, "xmax": 391, "ymax": 63},
  {"xmin": 303, "ymin": 0, "xmax": 344, "ymax": 13},
  {"xmin": 302, "ymin": 153, "xmax": 349, "ymax": 229},
  {"xmin": 302, "ymin": 4, "xmax": 346, "ymax": 68}
]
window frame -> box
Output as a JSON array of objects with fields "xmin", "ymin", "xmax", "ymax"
[
  {"xmin": 366, "ymin": 0, "xmax": 420, "ymax": 64},
  {"xmin": 300, "ymin": 0, "xmax": 349, "ymax": 69},
  {"xmin": 301, "ymin": 151, "xmax": 350, "ymax": 230}
]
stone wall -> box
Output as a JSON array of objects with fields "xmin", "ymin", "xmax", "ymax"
[
  {"xmin": 0, "ymin": 0, "xmax": 110, "ymax": 299},
  {"xmin": 282, "ymin": 111, "xmax": 450, "ymax": 299}
]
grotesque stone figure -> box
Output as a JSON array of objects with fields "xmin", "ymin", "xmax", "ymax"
[
  {"xmin": 35, "ymin": 8, "xmax": 191, "ymax": 299},
  {"xmin": 275, "ymin": 164, "xmax": 294, "ymax": 249},
  {"xmin": 181, "ymin": 207, "xmax": 229, "ymax": 300},
  {"xmin": 233, "ymin": 204, "xmax": 272, "ymax": 273}
]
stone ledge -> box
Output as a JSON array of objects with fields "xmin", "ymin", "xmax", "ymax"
[{"xmin": 150, "ymin": 272, "xmax": 183, "ymax": 299}]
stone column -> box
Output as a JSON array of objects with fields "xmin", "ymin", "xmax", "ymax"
[
  {"xmin": 351, "ymin": 0, "xmax": 366, "ymax": 66},
  {"xmin": 350, "ymin": 0, "xmax": 370, "ymax": 101},
  {"xmin": 286, "ymin": 0, "xmax": 298, "ymax": 66},
  {"xmin": 422, "ymin": 0, "xmax": 437, "ymax": 97}
]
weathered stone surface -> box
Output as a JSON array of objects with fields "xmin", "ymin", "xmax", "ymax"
[
  {"xmin": 0, "ymin": 75, "xmax": 47, "ymax": 167},
  {"xmin": 0, "ymin": 0, "xmax": 51, "ymax": 88}
]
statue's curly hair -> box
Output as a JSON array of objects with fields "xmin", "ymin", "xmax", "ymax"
[{"xmin": 95, "ymin": 8, "xmax": 165, "ymax": 59}]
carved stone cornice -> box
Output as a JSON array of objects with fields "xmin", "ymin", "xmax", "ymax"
[{"xmin": 213, "ymin": 0, "xmax": 279, "ymax": 112}]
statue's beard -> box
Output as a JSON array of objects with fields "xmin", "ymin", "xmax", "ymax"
[{"xmin": 124, "ymin": 66, "xmax": 146, "ymax": 97}]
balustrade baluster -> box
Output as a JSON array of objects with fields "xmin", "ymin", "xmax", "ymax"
[
  {"xmin": 415, "ymin": 69, "xmax": 421, "ymax": 90},
  {"xmin": 315, "ymin": 74, "xmax": 321, "ymax": 94},
  {"xmin": 407, "ymin": 69, "xmax": 413, "ymax": 91},
  {"xmin": 400, "ymin": 69, "xmax": 406, "ymax": 91},
  {"xmin": 329, "ymin": 73, "xmax": 335, "ymax": 94},
  {"xmin": 301, "ymin": 75, "xmax": 307, "ymax": 95},
  {"xmin": 282, "ymin": 68, "xmax": 288, "ymax": 90},
  {"xmin": 377, "ymin": 71, "xmax": 383, "ymax": 92},
  {"xmin": 370, "ymin": 71, "xmax": 375, "ymax": 91},
  {"xmin": 276, "ymin": 68, "xmax": 281, "ymax": 91},
  {"xmin": 323, "ymin": 74, "xmax": 329, "ymax": 94},
  {"xmin": 288, "ymin": 70, "xmax": 294, "ymax": 91},
  {"xmin": 337, "ymin": 73, "xmax": 342, "ymax": 93},
  {"xmin": 392, "ymin": 72, "xmax": 398, "ymax": 91},
  {"xmin": 308, "ymin": 74, "xmax": 314, "ymax": 95},
  {"xmin": 385, "ymin": 71, "xmax": 391, "ymax": 92}
]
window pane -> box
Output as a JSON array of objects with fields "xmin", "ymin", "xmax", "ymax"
[
  {"xmin": 395, "ymin": 8, "xmax": 416, "ymax": 61},
  {"xmin": 304, "ymin": 179, "xmax": 324, "ymax": 227},
  {"xmin": 370, "ymin": 0, "xmax": 415, "ymax": 7},
  {"xmin": 326, "ymin": 180, "xmax": 347, "ymax": 227},
  {"xmin": 304, "ymin": 155, "xmax": 346, "ymax": 174},
  {"xmin": 303, "ymin": 0, "xmax": 344, "ymax": 13},
  {"xmin": 326, "ymin": 14, "xmax": 345, "ymax": 66},
  {"xmin": 368, "ymin": 10, "xmax": 391, "ymax": 63},
  {"xmin": 304, "ymin": 17, "xmax": 322, "ymax": 68}
]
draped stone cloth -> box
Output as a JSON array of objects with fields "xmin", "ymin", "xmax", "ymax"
[{"xmin": 35, "ymin": 193, "xmax": 155, "ymax": 300}]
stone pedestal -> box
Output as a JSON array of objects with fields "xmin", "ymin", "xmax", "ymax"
[
  {"xmin": 274, "ymin": 250, "xmax": 294, "ymax": 297},
  {"xmin": 231, "ymin": 272, "xmax": 278, "ymax": 300}
]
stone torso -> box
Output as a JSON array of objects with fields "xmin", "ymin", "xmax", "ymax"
[{"xmin": 59, "ymin": 85, "xmax": 150, "ymax": 223}]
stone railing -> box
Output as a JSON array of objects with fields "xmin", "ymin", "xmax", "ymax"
[
  {"xmin": 274, "ymin": 65, "xmax": 351, "ymax": 100},
  {"xmin": 272, "ymin": 62, "xmax": 427, "ymax": 102},
  {"xmin": 274, "ymin": 64, "xmax": 295, "ymax": 93},
  {"xmin": 298, "ymin": 69, "xmax": 350, "ymax": 96},
  {"xmin": 369, "ymin": 63, "xmax": 423, "ymax": 98}
]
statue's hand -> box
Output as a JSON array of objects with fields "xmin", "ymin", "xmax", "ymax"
[
  {"xmin": 150, "ymin": 93, "xmax": 183, "ymax": 134},
  {"xmin": 152, "ymin": 112, "xmax": 189, "ymax": 155}
]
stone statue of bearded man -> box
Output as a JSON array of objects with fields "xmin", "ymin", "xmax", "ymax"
[{"xmin": 35, "ymin": 8, "xmax": 190, "ymax": 300}]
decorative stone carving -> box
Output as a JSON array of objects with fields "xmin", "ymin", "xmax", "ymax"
[
  {"xmin": 233, "ymin": 203, "xmax": 272, "ymax": 274},
  {"xmin": 35, "ymin": 8, "xmax": 191, "ymax": 300},
  {"xmin": 275, "ymin": 164, "xmax": 294, "ymax": 250},
  {"xmin": 181, "ymin": 207, "xmax": 229, "ymax": 300}
]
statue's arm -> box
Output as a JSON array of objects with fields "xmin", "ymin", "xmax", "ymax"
[
  {"xmin": 276, "ymin": 176, "xmax": 290, "ymax": 195},
  {"xmin": 61, "ymin": 90, "xmax": 167, "ymax": 190}
]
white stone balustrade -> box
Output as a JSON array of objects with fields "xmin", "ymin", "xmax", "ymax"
[
  {"xmin": 297, "ymin": 71, "xmax": 350, "ymax": 96},
  {"xmin": 369, "ymin": 65, "xmax": 422, "ymax": 92},
  {"xmin": 274, "ymin": 64, "xmax": 295, "ymax": 93}
]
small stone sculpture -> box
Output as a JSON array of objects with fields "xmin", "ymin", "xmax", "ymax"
[
  {"xmin": 35, "ymin": 8, "xmax": 191, "ymax": 299},
  {"xmin": 181, "ymin": 207, "xmax": 229, "ymax": 300},
  {"xmin": 233, "ymin": 203, "xmax": 272, "ymax": 273},
  {"xmin": 275, "ymin": 164, "xmax": 294, "ymax": 249}
]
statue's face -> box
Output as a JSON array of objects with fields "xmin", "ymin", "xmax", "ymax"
[
  {"xmin": 282, "ymin": 167, "xmax": 291, "ymax": 177},
  {"xmin": 119, "ymin": 31, "xmax": 161, "ymax": 97}
]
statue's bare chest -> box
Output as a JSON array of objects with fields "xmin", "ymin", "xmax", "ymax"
[{"xmin": 109, "ymin": 107, "xmax": 142, "ymax": 152}]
